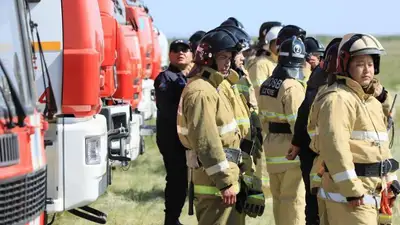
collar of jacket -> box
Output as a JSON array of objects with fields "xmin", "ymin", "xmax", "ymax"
[
  {"xmin": 336, "ymin": 75, "xmax": 371, "ymax": 100},
  {"xmin": 226, "ymin": 69, "xmax": 240, "ymax": 85},
  {"xmin": 168, "ymin": 64, "xmax": 183, "ymax": 73},
  {"xmin": 201, "ymin": 66, "xmax": 225, "ymax": 88},
  {"xmin": 181, "ymin": 62, "xmax": 195, "ymax": 76}
]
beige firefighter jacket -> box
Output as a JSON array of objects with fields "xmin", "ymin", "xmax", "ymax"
[
  {"xmin": 246, "ymin": 54, "xmax": 278, "ymax": 103},
  {"xmin": 219, "ymin": 70, "xmax": 251, "ymax": 139},
  {"xmin": 237, "ymin": 68, "xmax": 259, "ymax": 113},
  {"xmin": 308, "ymin": 75, "xmax": 396, "ymax": 199},
  {"xmin": 177, "ymin": 66, "xmax": 241, "ymax": 193},
  {"xmin": 258, "ymin": 74, "xmax": 306, "ymax": 173}
]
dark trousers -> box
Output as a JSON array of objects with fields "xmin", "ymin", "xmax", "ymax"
[
  {"xmin": 157, "ymin": 139, "xmax": 188, "ymax": 225},
  {"xmin": 299, "ymin": 148, "xmax": 320, "ymax": 225}
]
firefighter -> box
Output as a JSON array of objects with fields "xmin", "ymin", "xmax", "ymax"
[
  {"xmin": 308, "ymin": 33, "xmax": 399, "ymax": 225},
  {"xmin": 290, "ymin": 37, "xmax": 342, "ymax": 225},
  {"xmin": 154, "ymin": 39, "xmax": 193, "ymax": 225},
  {"xmin": 177, "ymin": 28, "xmax": 244, "ymax": 225},
  {"xmin": 189, "ymin": 30, "xmax": 206, "ymax": 53},
  {"xmin": 275, "ymin": 25, "xmax": 310, "ymax": 85},
  {"xmin": 212, "ymin": 24, "xmax": 266, "ymax": 219},
  {"xmin": 258, "ymin": 36, "xmax": 307, "ymax": 225},
  {"xmin": 304, "ymin": 37, "xmax": 325, "ymax": 71},
  {"xmin": 247, "ymin": 21, "xmax": 283, "ymax": 102},
  {"xmin": 219, "ymin": 21, "xmax": 269, "ymax": 199}
]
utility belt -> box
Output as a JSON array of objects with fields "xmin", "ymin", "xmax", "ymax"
[
  {"xmin": 185, "ymin": 148, "xmax": 243, "ymax": 169},
  {"xmin": 268, "ymin": 122, "xmax": 292, "ymax": 134},
  {"xmin": 324, "ymin": 158, "xmax": 399, "ymax": 177}
]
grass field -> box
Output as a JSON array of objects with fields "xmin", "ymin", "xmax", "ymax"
[{"xmin": 50, "ymin": 38, "xmax": 400, "ymax": 225}]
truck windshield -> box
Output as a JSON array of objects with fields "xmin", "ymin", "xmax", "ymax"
[
  {"xmin": 0, "ymin": 0, "xmax": 35, "ymax": 118},
  {"xmin": 126, "ymin": 0, "xmax": 142, "ymax": 7}
]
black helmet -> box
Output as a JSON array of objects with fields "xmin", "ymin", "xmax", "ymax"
[
  {"xmin": 276, "ymin": 25, "xmax": 306, "ymax": 50},
  {"xmin": 194, "ymin": 28, "xmax": 244, "ymax": 66},
  {"xmin": 189, "ymin": 30, "xmax": 206, "ymax": 52},
  {"xmin": 211, "ymin": 25, "xmax": 251, "ymax": 50},
  {"xmin": 324, "ymin": 37, "xmax": 342, "ymax": 56},
  {"xmin": 220, "ymin": 17, "xmax": 244, "ymax": 30},
  {"xmin": 305, "ymin": 37, "xmax": 325, "ymax": 56},
  {"xmin": 278, "ymin": 36, "xmax": 306, "ymax": 68},
  {"xmin": 258, "ymin": 21, "xmax": 283, "ymax": 41}
]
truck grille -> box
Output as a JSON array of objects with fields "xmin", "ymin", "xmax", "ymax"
[
  {"xmin": 0, "ymin": 168, "xmax": 47, "ymax": 225},
  {"xmin": 0, "ymin": 133, "xmax": 20, "ymax": 167}
]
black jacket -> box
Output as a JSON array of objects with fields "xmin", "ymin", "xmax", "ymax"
[
  {"xmin": 154, "ymin": 64, "xmax": 187, "ymax": 146},
  {"xmin": 292, "ymin": 66, "xmax": 329, "ymax": 150}
]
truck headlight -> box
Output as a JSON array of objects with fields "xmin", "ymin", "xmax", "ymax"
[
  {"xmin": 85, "ymin": 136, "xmax": 101, "ymax": 165},
  {"xmin": 110, "ymin": 140, "xmax": 120, "ymax": 150}
]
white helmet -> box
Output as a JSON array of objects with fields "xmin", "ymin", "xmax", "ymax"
[{"xmin": 265, "ymin": 26, "xmax": 283, "ymax": 45}]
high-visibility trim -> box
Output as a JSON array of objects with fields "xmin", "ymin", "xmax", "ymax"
[
  {"xmin": 178, "ymin": 120, "xmax": 237, "ymax": 136},
  {"xmin": 218, "ymin": 119, "xmax": 238, "ymax": 135},
  {"xmin": 236, "ymin": 84, "xmax": 249, "ymax": 93},
  {"xmin": 310, "ymin": 173, "xmax": 322, "ymax": 183},
  {"xmin": 259, "ymin": 111, "xmax": 296, "ymax": 123},
  {"xmin": 177, "ymin": 125, "xmax": 188, "ymax": 135},
  {"xmin": 194, "ymin": 184, "xmax": 240, "ymax": 196},
  {"xmin": 318, "ymin": 188, "xmax": 379, "ymax": 205},
  {"xmin": 351, "ymin": 131, "xmax": 388, "ymax": 142},
  {"xmin": 378, "ymin": 214, "xmax": 392, "ymax": 222},
  {"xmin": 331, "ymin": 170, "xmax": 357, "ymax": 183},
  {"xmin": 279, "ymin": 51, "xmax": 305, "ymax": 58},
  {"xmin": 308, "ymin": 126, "xmax": 319, "ymax": 137},
  {"xmin": 32, "ymin": 41, "xmax": 61, "ymax": 51},
  {"xmin": 262, "ymin": 176, "xmax": 269, "ymax": 184},
  {"xmin": 205, "ymin": 159, "xmax": 230, "ymax": 176},
  {"xmin": 236, "ymin": 117, "xmax": 250, "ymax": 126},
  {"xmin": 285, "ymin": 113, "xmax": 297, "ymax": 122},
  {"xmin": 266, "ymin": 156, "xmax": 300, "ymax": 164},
  {"xmin": 249, "ymin": 193, "xmax": 265, "ymax": 200}
]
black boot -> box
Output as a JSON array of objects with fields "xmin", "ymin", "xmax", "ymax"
[{"xmin": 164, "ymin": 214, "xmax": 183, "ymax": 225}]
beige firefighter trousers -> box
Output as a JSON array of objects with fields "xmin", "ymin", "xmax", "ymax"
[
  {"xmin": 322, "ymin": 199, "xmax": 379, "ymax": 225},
  {"xmin": 194, "ymin": 197, "xmax": 245, "ymax": 225},
  {"xmin": 269, "ymin": 166, "xmax": 306, "ymax": 225}
]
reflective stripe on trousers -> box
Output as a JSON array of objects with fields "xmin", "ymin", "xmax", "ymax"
[{"xmin": 266, "ymin": 156, "xmax": 300, "ymax": 164}]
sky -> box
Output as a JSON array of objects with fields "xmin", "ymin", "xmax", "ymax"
[{"xmin": 142, "ymin": 0, "xmax": 400, "ymax": 38}]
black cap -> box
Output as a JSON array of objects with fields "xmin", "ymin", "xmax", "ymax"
[{"xmin": 169, "ymin": 39, "xmax": 190, "ymax": 52}]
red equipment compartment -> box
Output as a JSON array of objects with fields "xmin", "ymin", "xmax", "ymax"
[
  {"xmin": 150, "ymin": 26, "xmax": 161, "ymax": 80},
  {"xmin": 122, "ymin": 25, "xmax": 142, "ymax": 109},
  {"xmin": 113, "ymin": 26, "xmax": 134, "ymax": 100},
  {"xmin": 124, "ymin": 3, "xmax": 153, "ymax": 79},
  {"xmin": 62, "ymin": 0, "xmax": 104, "ymax": 117},
  {"xmin": 98, "ymin": 0, "xmax": 118, "ymax": 97}
]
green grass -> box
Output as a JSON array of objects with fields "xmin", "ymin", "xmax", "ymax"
[{"xmin": 50, "ymin": 38, "xmax": 400, "ymax": 225}]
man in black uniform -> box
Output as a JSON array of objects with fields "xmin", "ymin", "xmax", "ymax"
[
  {"xmin": 304, "ymin": 37, "xmax": 325, "ymax": 71},
  {"xmin": 289, "ymin": 37, "xmax": 342, "ymax": 225},
  {"xmin": 154, "ymin": 39, "xmax": 193, "ymax": 225}
]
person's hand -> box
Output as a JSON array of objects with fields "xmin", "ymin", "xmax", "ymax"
[
  {"xmin": 286, "ymin": 145, "xmax": 300, "ymax": 160},
  {"xmin": 221, "ymin": 186, "xmax": 237, "ymax": 206}
]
